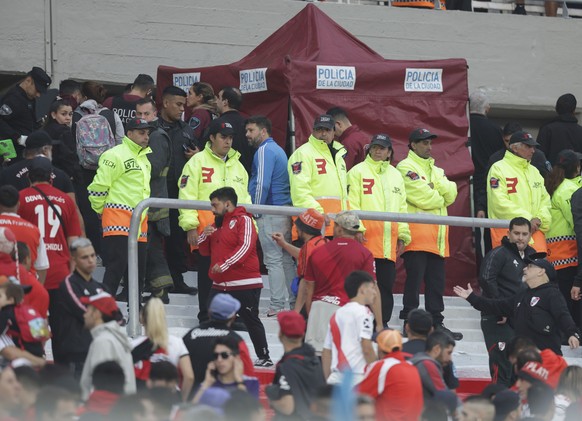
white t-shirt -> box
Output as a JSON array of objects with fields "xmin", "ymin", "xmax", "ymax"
[
  {"xmin": 131, "ymin": 334, "xmax": 189, "ymax": 366},
  {"xmin": 323, "ymin": 301, "xmax": 374, "ymax": 376}
]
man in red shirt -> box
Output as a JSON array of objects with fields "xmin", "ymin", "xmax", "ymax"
[
  {"xmin": 0, "ymin": 185, "xmax": 49, "ymax": 283},
  {"xmin": 297, "ymin": 211, "xmax": 381, "ymax": 355},
  {"xmin": 359, "ymin": 329, "xmax": 424, "ymax": 421},
  {"xmin": 327, "ymin": 107, "xmax": 369, "ymax": 171}
]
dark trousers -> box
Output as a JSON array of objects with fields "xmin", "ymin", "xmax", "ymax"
[
  {"xmin": 557, "ymin": 266, "xmax": 581, "ymax": 328},
  {"xmin": 376, "ymin": 258, "xmax": 396, "ymax": 325},
  {"xmin": 197, "ymin": 254, "xmax": 212, "ymax": 322},
  {"xmin": 399, "ymin": 251, "xmax": 445, "ymax": 325},
  {"xmin": 145, "ymin": 222, "xmax": 173, "ymax": 291},
  {"xmin": 474, "ymin": 227, "xmax": 492, "ymax": 275},
  {"xmin": 102, "ymin": 235, "xmax": 147, "ymax": 298},
  {"xmin": 208, "ymin": 288, "xmax": 270, "ymax": 359},
  {"xmin": 481, "ymin": 315, "xmax": 515, "ymax": 387},
  {"xmin": 48, "ymin": 289, "xmax": 62, "ymax": 362},
  {"xmin": 78, "ymin": 169, "xmax": 102, "ymax": 255},
  {"xmin": 165, "ymin": 208, "xmax": 187, "ymax": 284}
]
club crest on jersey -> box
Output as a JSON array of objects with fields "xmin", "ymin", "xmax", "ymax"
[
  {"xmin": 530, "ymin": 296, "xmax": 540, "ymax": 307},
  {"xmin": 406, "ymin": 171, "xmax": 420, "ymax": 180},
  {"xmin": 490, "ymin": 177, "xmax": 500, "ymax": 188},
  {"xmin": 498, "ymin": 342, "xmax": 506, "ymax": 351},
  {"xmin": 180, "ymin": 175, "xmax": 189, "ymax": 188},
  {"xmin": 229, "ymin": 220, "xmax": 236, "ymax": 229},
  {"xmin": 291, "ymin": 162, "xmax": 302, "ymax": 174}
]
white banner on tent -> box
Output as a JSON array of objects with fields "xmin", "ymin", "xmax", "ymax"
[
  {"xmin": 404, "ymin": 68, "xmax": 443, "ymax": 92},
  {"xmin": 239, "ymin": 68, "xmax": 268, "ymax": 94},
  {"xmin": 173, "ymin": 72, "xmax": 201, "ymax": 93},
  {"xmin": 316, "ymin": 65, "xmax": 356, "ymax": 90}
]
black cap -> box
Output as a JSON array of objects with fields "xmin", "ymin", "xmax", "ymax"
[
  {"xmin": 27, "ymin": 67, "xmax": 51, "ymax": 94},
  {"xmin": 28, "ymin": 156, "xmax": 52, "ymax": 175},
  {"xmin": 556, "ymin": 149, "xmax": 582, "ymax": 167},
  {"xmin": 370, "ymin": 134, "xmax": 392, "ymax": 149},
  {"xmin": 126, "ymin": 118, "xmax": 154, "ymax": 131},
  {"xmin": 208, "ymin": 117, "xmax": 235, "ymax": 136},
  {"xmin": 509, "ymin": 130, "xmax": 539, "ymax": 146},
  {"xmin": 313, "ymin": 114, "xmax": 335, "ymax": 130},
  {"xmin": 524, "ymin": 252, "xmax": 557, "ymax": 282},
  {"xmin": 493, "ymin": 390, "xmax": 520, "ymax": 421},
  {"xmin": 409, "ymin": 128, "xmax": 437, "ymax": 142},
  {"xmin": 24, "ymin": 131, "xmax": 58, "ymax": 149},
  {"xmin": 407, "ymin": 309, "xmax": 433, "ymax": 336}
]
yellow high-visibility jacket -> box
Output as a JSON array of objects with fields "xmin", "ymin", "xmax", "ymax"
[
  {"xmin": 178, "ymin": 142, "xmax": 250, "ymax": 233},
  {"xmin": 288, "ymin": 135, "xmax": 348, "ymax": 237},
  {"xmin": 348, "ymin": 155, "xmax": 411, "ymax": 262},
  {"xmin": 88, "ymin": 136, "xmax": 151, "ymax": 242},
  {"xmin": 396, "ymin": 150, "xmax": 457, "ymax": 257}
]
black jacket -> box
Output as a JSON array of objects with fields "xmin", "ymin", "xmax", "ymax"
[
  {"xmin": 479, "ymin": 236, "xmax": 534, "ymax": 302},
  {"xmin": 0, "ymin": 85, "xmax": 38, "ymax": 162},
  {"xmin": 537, "ymin": 114, "xmax": 582, "ymax": 165},
  {"xmin": 147, "ymin": 121, "xmax": 172, "ymax": 224},
  {"xmin": 572, "ymin": 186, "xmax": 582, "ymax": 287},
  {"xmin": 467, "ymin": 282, "xmax": 580, "ymax": 355},
  {"xmin": 267, "ymin": 343, "xmax": 326, "ymax": 421},
  {"xmin": 0, "ymin": 158, "xmax": 74, "ymax": 193},
  {"xmin": 220, "ymin": 110, "xmax": 254, "ymax": 175},
  {"xmin": 51, "ymin": 271, "xmax": 105, "ymax": 363},
  {"xmin": 470, "ymin": 113, "xmax": 504, "ymax": 213},
  {"xmin": 43, "ymin": 122, "xmax": 83, "ymax": 183}
]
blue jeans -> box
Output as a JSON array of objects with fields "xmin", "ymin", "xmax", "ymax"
[{"xmin": 257, "ymin": 214, "xmax": 297, "ymax": 310}]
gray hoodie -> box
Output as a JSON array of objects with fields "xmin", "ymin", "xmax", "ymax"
[{"xmin": 80, "ymin": 320, "xmax": 136, "ymax": 399}]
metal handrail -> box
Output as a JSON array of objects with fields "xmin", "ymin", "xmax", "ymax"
[{"xmin": 126, "ymin": 198, "xmax": 510, "ymax": 336}]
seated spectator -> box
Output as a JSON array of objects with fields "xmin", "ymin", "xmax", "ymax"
[
  {"xmin": 309, "ymin": 385, "xmax": 334, "ymax": 421},
  {"xmin": 79, "ymin": 361, "xmax": 124, "ymax": 419},
  {"xmin": 146, "ymin": 361, "xmax": 179, "ymax": 391},
  {"xmin": 0, "ymin": 365, "xmax": 21, "ymax": 421},
  {"xmin": 525, "ymin": 385, "xmax": 555, "ymax": 420},
  {"xmin": 35, "ymin": 386, "xmax": 77, "ymax": 421},
  {"xmin": 145, "ymin": 387, "xmax": 180, "ymax": 420},
  {"xmin": 421, "ymin": 399, "xmax": 449, "ymax": 421},
  {"xmin": 554, "ymin": 366, "xmax": 582, "ymax": 420},
  {"xmin": 109, "ymin": 392, "xmax": 157, "ymax": 421},
  {"xmin": 492, "ymin": 390, "xmax": 521, "ymax": 421},
  {"xmin": 13, "ymin": 365, "xmax": 40, "ymax": 421},
  {"xmin": 193, "ymin": 336, "xmax": 260, "ymax": 403},
  {"xmin": 516, "ymin": 361, "xmax": 552, "ymax": 415},
  {"xmin": 459, "ymin": 396, "xmax": 495, "ymax": 421},
  {"xmin": 131, "ymin": 298, "xmax": 194, "ymax": 401},
  {"xmin": 223, "ymin": 390, "xmax": 265, "ymax": 421}
]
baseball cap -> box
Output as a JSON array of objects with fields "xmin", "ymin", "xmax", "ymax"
[
  {"xmin": 298, "ymin": 208, "xmax": 325, "ymax": 231},
  {"xmin": 493, "ymin": 390, "xmax": 520, "ymax": 421},
  {"xmin": 509, "ymin": 130, "xmax": 539, "ymax": 146},
  {"xmin": 369, "ymin": 134, "xmax": 392, "ymax": 149},
  {"xmin": 24, "ymin": 131, "xmax": 58, "ymax": 149},
  {"xmin": 407, "ymin": 309, "xmax": 433, "ymax": 336},
  {"xmin": 517, "ymin": 361, "xmax": 549, "ymax": 386},
  {"xmin": 208, "ymin": 117, "xmax": 235, "ymax": 137},
  {"xmin": 409, "ymin": 128, "xmax": 437, "ymax": 142},
  {"xmin": 27, "ymin": 67, "xmax": 51, "ymax": 94},
  {"xmin": 332, "ymin": 211, "xmax": 362, "ymax": 232},
  {"xmin": 556, "ymin": 149, "xmax": 582, "ymax": 168},
  {"xmin": 208, "ymin": 293, "xmax": 241, "ymax": 321},
  {"xmin": 126, "ymin": 118, "xmax": 154, "ymax": 131},
  {"xmin": 277, "ymin": 311, "xmax": 306, "ymax": 338},
  {"xmin": 313, "ymin": 114, "xmax": 335, "ymax": 130},
  {"xmin": 524, "ymin": 252, "xmax": 557, "ymax": 283},
  {"xmin": 80, "ymin": 292, "xmax": 120, "ymax": 318},
  {"xmin": 28, "ymin": 156, "xmax": 52, "ymax": 176},
  {"xmin": 376, "ymin": 329, "xmax": 403, "ymax": 353},
  {"xmin": 0, "ymin": 227, "xmax": 16, "ymax": 254}
]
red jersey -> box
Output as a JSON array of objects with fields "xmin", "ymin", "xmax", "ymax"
[
  {"xmin": 540, "ymin": 348, "xmax": 568, "ymax": 388},
  {"xmin": 0, "ymin": 254, "xmax": 49, "ymax": 317},
  {"xmin": 297, "ymin": 235, "xmax": 328, "ymax": 278},
  {"xmin": 304, "ymin": 237, "xmax": 375, "ymax": 306},
  {"xmin": 0, "ymin": 212, "xmax": 47, "ymax": 273},
  {"xmin": 184, "ymin": 107, "xmax": 214, "ymax": 140},
  {"xmin": 18, "ymin": 184, "xmax": 81, "ymax": 290},
  {"xmin": 358, "ymin": 351, "xmax": 424, "ymax": 421}
]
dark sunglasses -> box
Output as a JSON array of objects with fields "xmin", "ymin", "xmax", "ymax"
[{"xmin": 213, "ymin": 351, "xmax": 234, "ymax": 360}]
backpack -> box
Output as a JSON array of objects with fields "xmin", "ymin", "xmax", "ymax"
[
  {"xmin": 76, "ymin": 108, "xmax": 115, "ymax": 170},
  {"xmin": 10, "ymin": 304, "xmax": 51, "ymax": 344}
]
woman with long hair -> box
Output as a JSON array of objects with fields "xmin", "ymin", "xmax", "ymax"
[
  {"xmin": 185, "ymin": 82, "xmax": 217, "ymax": 141},
  {"xmin": 545, "ymin": 149, "xmax": 582, "ymax": 330},
  {"xmin": 131, "ymin": 298, "xmax": 194, "ymax": 401}
]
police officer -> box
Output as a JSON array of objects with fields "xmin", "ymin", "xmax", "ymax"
[
  {"xmin": 348, "ymin": 134, "xmax": 411, "ymax": 327},
  {"xmin": 0, "ymin": 67, "xmax": 51, "ymax": 163},
  {"xmin": 396, "ymin": 128, "xmax": 461, "ymax": 340},
  {"xmin": 87, "ymin": 117, "xmax": 153, "ymax": 299},
  {"xmin": 288, "ymin": 114, "xmax": 348, "ymax": 238}
]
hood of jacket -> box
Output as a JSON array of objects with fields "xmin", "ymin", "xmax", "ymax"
[{"xmin": 91, "ymin": 320, "xmax": 132, "ymax": 352}]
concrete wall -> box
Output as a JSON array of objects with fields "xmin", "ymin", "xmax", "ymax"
[{"xmin": 1, "ymin": 0, "xmax": 580, "ymax": 114}]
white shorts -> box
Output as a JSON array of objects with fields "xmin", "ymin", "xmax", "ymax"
[{"xmin": 305, "ymin": 300, "xmax": 339, "ymax": 355}]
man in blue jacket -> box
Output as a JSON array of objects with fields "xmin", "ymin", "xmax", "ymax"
[{"xmin": 246, "ymin": 115, "xmax": 295, "ymax": 316}]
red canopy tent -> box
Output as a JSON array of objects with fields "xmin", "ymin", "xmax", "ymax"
[{"xmin": 157, "ymin": 4, "xmax": 476, "ymax": 293}]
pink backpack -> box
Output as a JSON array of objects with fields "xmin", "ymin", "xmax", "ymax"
[{"xmin": 76, "ymin": 108, "xmax": 115, "ymax": 170}]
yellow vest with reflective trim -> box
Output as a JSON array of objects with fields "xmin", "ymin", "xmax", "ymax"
[
  {"xmin": 348, "ymin": 155, "xmax": 411, "ymax": 262},
  {"xmin": 178, "ymin": 142, "xmax": 250, "ymax": 233},
  {"xmin": 396, "ymin": 150, "xmax": 457, "ymax": 257},
  {"xmin": 288, "ymin": 135, "xmax": 348, "ymax": 237}
]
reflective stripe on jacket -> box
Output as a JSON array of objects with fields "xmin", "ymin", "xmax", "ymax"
[
  {"xmin": 88, "ymin": 136, "xmax": 151, "ymax": 242},
  {"xmin": 487, "ymin": 150, "xmax": 551, "ymax": 251},
  {"xmin": 396, "ymin": 150, "xmax": 457, "ymax": 257},
  {"xmin": 178, "ymin": 142, "xmax": 250, "ymax": 233},
  {"xmin": 288, "ymin": 135, "xmax": 348, "ymax": 237},
  {"xmin": 547, "ymin": 176, "xmax": 582, "ymax": 269},
  {"xmin": 348, "ymin": 155, "xmax": 411, "ymax": 262}
]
